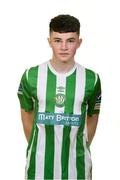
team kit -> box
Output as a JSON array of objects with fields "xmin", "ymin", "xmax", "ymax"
[{"xmin": 18, "ymin": 60, "xmax": 101, "ymax": 179}]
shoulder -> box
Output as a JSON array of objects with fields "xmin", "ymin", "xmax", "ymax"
[
  {"xmin": 77, "ymin": 63, "xmax": 97, "ymax": 75},
  {"xmin": 27, "ymin": 65, "xmax": 39, "ymax": 75},
  {"xmin": 85, "ymin": 68, "xmax": 98, "ymax": 82},
  {"xmin": 76, "ymin": 62, "xmax": 100, "ymax": 85},
  {"xmin": 26, "ymin": 62, "xmax": 48, "ymax": 79}
]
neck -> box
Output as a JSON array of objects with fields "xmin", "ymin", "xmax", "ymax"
[{"xmin": 50, "ymin": 58, "xmax": 75, "ymax": 74}]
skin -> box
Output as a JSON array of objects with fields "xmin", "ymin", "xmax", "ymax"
[
  {"xmin": 87, "ymin": 114, "xmax": 99, "ymax": 145},
  {"xmin": 48, "ymin": 31, "xmax": 82, "ymax": 73},
  {"xmin": 21, "ymin": 31, "xmax": 99, "ymax": 145},
  {"xmin": 21, "ymin": 109, "xmax": 34, "ymax": 142}
]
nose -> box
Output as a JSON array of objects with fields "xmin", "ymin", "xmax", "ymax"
[{"xmin": 61, "ymin": 42, "xmax": 68, "ymax": 50}]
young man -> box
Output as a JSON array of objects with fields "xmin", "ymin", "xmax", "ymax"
[{"xmin": 18, "ymin": 14, "xmax": 101, "ymax": 180}]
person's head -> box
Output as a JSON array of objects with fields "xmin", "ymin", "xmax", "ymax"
[
  {"xmin": 48, "ymin": 14, "xmax": 82, "ymax": 63},
  {"xmin": 49, "ymin": 14, "xmax": 80, "ymax": 36}
]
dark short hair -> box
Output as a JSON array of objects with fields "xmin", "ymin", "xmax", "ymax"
[{"xmin": 49, "ymin": 14, "xmax": 80, "ymax": 35}]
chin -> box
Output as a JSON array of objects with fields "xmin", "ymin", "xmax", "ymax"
[
  {"xmin": 60, "ymin": 59, "xmax": 69, "ymax": 63},
  {"xmin": 58, "ymin": 57, "xmax": 71, "ymax": 63}
]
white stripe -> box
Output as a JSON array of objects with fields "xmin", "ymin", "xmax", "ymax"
[
  {"xmin": 55, "ymin": 75, "xmax": 66, "ymax": 113},
  {"xmin": 38, "ymin": 62, "xmax": 48, "ymax": 112},
  {"xmin": 73, "ymin": 63, "xmax": 85, "ymax": 114},
  {"xmin": 26, "ymin": 69, "xmax": 29, "ymax": 81},
  {"xmin": 54, "ymin": 125, "xmax": 63, "ymax": 179},
  {"xmin": 68, "ymin": 64, "xmax": 86, "ymax": 179},
  {"xmin": 68, "ymin": 126, "xmax": 79, "ymax": 179},
  {"xmin": 35, "ymin": 125, "xmax": 46, "ymax": 179},
  {"xmin": 54, "ymin": 76, "xmax": 66, "ymax": 179},
  {"xmin": 83, "ymin": 117, "xmax": 92, "ymax": 180},
  {"xmin": 78, "ymin": 68, "xmax": 92, "ymax": 179},
  {"xmin": 35, "ymin": 62, "xmax": 48, "ymax": 179},
  {"xmin": 94, "ymin": 73, "xmax": 98, "ymax": 86}
]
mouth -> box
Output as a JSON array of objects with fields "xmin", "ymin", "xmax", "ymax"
[{"xmin": 59, "ymin": 53, "xmax": 69, "ymax": 56}]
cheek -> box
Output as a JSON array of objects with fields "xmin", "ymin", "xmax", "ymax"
[
  {"xmin": 52, "ymin": 45, "xmax": 60, "ymax": 53},
  {"xmin": 52, "ymin": 46, "xmax": 57, "ymax": 52},
  {"xmin": 51, "ymin": 47, "xmax": 59, "ymax": 56},
  {"xmin": 69, "ymin": 46, "xmax": 78, "ymax": 54}
]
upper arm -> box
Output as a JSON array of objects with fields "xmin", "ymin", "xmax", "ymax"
[
  {"xmin": 17, "ymin": 70, "xmax": 34, "ymax": 112},
  {"xmin": 86, "ymin": 74, "xmax": 102, "ymax": 144},
  {"xmin": 87, "ymin": 74, "xmax": 102, "ymax": 117}
]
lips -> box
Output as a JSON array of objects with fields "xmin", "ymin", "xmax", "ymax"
[{"xmin": 59, "ymin": 53, "xmax": 69, "ymax": 56}]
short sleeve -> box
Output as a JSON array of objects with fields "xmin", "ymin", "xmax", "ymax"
[
  {"xmin": 87, "ymin": 74, "xmax": 102, "ymax": 116},
  {"xmin": 17, "ymin": 70, "xmax": 34, "ymax": 112}
]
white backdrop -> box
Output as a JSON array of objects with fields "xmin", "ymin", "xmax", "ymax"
[{"xmin": 0, "ymin": 0, "xmax": 120, "ymax": 179}]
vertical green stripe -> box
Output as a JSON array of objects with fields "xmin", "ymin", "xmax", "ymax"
[
  {"xmin": 83, "ymin": 69, "xmax": 95, "ymax": 104},
  {"xmin": 45, "ymin": 68, "xmax": 56, "ymax": 113},
  {"xmin": 76, "ymin": 69, "xmax": 86, "ymax": 179},
  {"xmin": 65, "ymin": 70, "xmax": 76, "ymax": 114},
  {"xmin": 26, "ymin": 66, "xmax": 39, "ymax": 180},
  {"xmin": 86, "ymin": 70, "xmax": 96, "ymax": 116},
  {"xmin": 27, "ymin": 127, "xmax": 39, "ymax": 180},
  {"xmin": 76, "ymin": 69, "xmax": 95, "ymax": 179},
  {"xmin": 61, "ymin": 70, "xmax": 76, "ymax": 179},
  {"xmin": 27, "ymin": 66, "xmax": 39, "ymax": 156},
  {"xmin": 61, "ymin": 127, "xmax": 71, "ymax": 179},
  {"xmin": 44, "ymin": 68, "xmax": 56, "ymax": 179},
  {"xmin": 44, "ymin": 125, "xmax": 55, "ymax": 179},
  {"xmin": 76, "ymin": 114, "xmax": 86, "ymax": 179}
]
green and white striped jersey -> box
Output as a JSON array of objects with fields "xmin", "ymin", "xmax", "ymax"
[{"xmin": 18, "ymin": 61, "xmax": 101, "ymax": 180}]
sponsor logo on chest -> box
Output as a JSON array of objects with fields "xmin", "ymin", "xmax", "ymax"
[{"xmin": 36, "ymin": 112, "xmax": 82, "ymax": 126}]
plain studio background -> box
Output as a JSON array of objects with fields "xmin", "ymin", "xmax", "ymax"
[{"xmin": 0, "ymin": 0, "xmax": 120, "ymax": 179}]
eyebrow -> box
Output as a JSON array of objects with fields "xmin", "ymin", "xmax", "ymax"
[
  {"xmin": 53, "ymin": 38, "xmax": 61, "ymax": 40},
  {"xmin": 53, "ymin": 37, "xmax": 76, "ymax": 40},
  {"xmin": 67, "ymin": 38, "xmax": 76, "ymax": 40}
]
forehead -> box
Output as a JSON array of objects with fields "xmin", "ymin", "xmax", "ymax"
[{"xmin": 50, "ymin": 31, "xmax": 79, "ymax": 39}]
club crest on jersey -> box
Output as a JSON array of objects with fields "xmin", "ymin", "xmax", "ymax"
[
  {"xmin": 55, "ymin": 86, "xmax": 66, "ymax": 107},
  {"xmin": 55, "ymin": 93, "xmax": 65, "ymax": 107}
]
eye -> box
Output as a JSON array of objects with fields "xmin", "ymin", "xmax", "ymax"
[
  {"xmin": 67, "ymin": 39, "xmax": 75, "ymax": 43},
  {"xmin": 54, "ymin": 39, "xmax": 61, "ymax": 43}
]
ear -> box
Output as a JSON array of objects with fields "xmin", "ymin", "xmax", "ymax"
[
  {"xmin": 77, "ymin": 38, "xmax": 82, "ymax": 48},
  {"xmin": 47, "ymin": 37, "xmax": 52, "ymax": 47}
]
